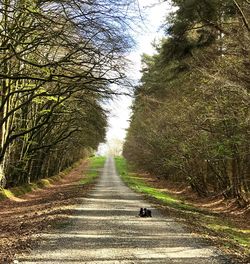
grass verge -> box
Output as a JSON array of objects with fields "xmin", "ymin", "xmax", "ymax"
[
  {"xmin": 0, "ymin": 175, "xmax": 65, "ymax": 201},
  {"xmin": 0, "ymin": 156, "xmax": 106, "ymax": 201},
  {"xmin": 79, "ymin": 156, "xmax": 106, "ymax": 185},
  {"xmin": 115, "ymin": 156, "xmax": 250, "ymax": 262}
]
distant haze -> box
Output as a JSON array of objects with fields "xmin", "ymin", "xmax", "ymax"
[{"xmin": 97, "ymin": 0, "xmax": 173, "ymax": 156}]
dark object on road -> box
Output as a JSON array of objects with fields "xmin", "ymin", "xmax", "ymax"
[
  {"xmin": 139, "ymin": 208, "xmax": 152, "ymax": 217},
  {"xmin": 139, "ymin": 208, "xmax": 144, "ymax": 217}
]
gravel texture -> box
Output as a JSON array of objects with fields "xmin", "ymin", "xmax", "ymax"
[{"xmin": 16, "ymin": 157, "xmax": 233, "ymax": 264}]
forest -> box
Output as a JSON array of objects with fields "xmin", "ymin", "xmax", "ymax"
[
  {"xmin": 123, "ymin": 0, "xmax": 250, "ymax": 206},
  {"xmin": 0, "ymin": 1, "xmax": 249, "ymax": 262},
  {"xmin": 0, "ymin": 0, "xmax": 134, "ymax": 188},
  {"xmin": 0, "ymin": 0, "xmax": 249, "ymax": 207}
]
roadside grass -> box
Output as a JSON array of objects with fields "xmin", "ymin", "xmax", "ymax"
[
  {"xmin": 79, "ymin": 156, "xmax": 106, "ymax": 185},
  {"xmin": 49, "ymin": 156, "xmax": 106, "ymax": 231},
  {"xmin": 0, "ymin": 156, "xmax": 106, "ymax": 201},
  {"xmin": 0, "ymin": 177, "xmax": 63, "ymax": 201},
  {"xmin": 115, "ymin": 156, "xmax": 250, "ymax": 260}
]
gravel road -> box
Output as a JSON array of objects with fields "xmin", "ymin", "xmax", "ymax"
[{"xmin": 17, "ymin": 157, "xmax": 232, "ymax": 264}]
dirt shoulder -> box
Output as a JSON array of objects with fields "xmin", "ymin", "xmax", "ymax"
[
  {"xmin": 142, "ymin": 173, "xmax": 250, "ymax": 227},
  {"xmin": 136, "ymin": 173, "xmax": 250, "ymax": 263},
  {"xmin": 0, "ymin": 159, "xmax": 94, "ymax": 263}
]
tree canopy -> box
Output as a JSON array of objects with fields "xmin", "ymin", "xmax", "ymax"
[
  {"xmin": 123, "ymin": 0, "xmax": 250, "ymax": 206},
  {"xmin": 0, "ymin": 0, "xmax": 136, "ymax": 187}
]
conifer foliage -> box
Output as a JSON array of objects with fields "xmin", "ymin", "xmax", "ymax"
[{"xmin": 123, "ymin": 0, "xmax": 250, "ymax": 206}]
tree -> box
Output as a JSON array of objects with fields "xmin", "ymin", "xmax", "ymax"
[
  {"xmin": 0, "ymin": 0, "xmax": 136, "ymax": 186},
  {"xmin": 124, "ymin": 0, "xmax": 250, "ymax": 206}
]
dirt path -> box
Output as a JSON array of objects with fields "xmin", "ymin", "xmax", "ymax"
[{"xmin": 16, "ymin": 157, "xmax": 233, "ymax": 264}]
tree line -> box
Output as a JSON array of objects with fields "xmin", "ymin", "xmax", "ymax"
[
  {"xmin": 123, "ymin": 0, "xmax": 250, "ymax": 206},
  {"xmin": 0, "ymin": 0, "xmax": 135, "ymax": 187}
]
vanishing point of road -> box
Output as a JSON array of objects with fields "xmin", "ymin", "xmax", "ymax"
[{"xmin": 17, "ymin": 157, "xmax": 233, "ymax": 264}]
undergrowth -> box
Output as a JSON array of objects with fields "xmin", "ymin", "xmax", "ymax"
[
  {"xmin": 0, "ymin": 156, "xmax": 106, "ymax": 201},
  {"xmin": 0, "ymin": 175, "xmax": 65, "ymax": 201}
]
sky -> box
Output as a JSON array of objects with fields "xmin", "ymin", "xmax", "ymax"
[{"xmin": 97, "ymin": 0, "xmax": 173, "ymax": 155}]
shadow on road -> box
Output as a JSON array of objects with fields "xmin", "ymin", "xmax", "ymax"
[{"xmin": 18, "ymin": 157, "xmax": 233, "ymax": 264}]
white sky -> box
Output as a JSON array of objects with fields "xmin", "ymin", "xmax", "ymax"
[{"xmin": 98, "ymin": 0, "xmax": 173, "ymax": 154}]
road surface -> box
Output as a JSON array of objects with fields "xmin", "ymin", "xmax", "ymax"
[{"xmin": 17, "ymin": 157, "xmax": 232, "ymax": 264}]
